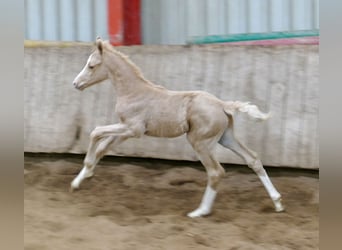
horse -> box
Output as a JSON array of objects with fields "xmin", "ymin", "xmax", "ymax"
[{"xmin": 71, "ymin": 37, "xmax": 284, "ymax": 218}]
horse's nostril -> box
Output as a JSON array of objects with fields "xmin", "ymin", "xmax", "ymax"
[{"xmin": 73, "ymin": 82, "xmax": 77, "ymax": 87}]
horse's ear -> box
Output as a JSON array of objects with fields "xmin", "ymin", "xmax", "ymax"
[{"xmin": 96, "ymin": 37, "xmax": 103, "ymax": 55}]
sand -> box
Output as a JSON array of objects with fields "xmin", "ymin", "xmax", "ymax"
[{"xmin": 24, "ymin": 155, "xmax": 318, "ymax": 250}]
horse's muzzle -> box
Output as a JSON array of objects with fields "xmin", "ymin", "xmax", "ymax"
[{"xmin": 73, "ymin": 82, "xmax": 81, "ymax": 90}]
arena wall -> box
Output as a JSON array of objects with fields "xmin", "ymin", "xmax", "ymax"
[{"xmin": 24, "ymin": 42, "xmax": 319, "ymax": 169}]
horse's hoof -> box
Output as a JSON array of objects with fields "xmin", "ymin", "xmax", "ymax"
[
  {"xmin": 274, "ymin": 198, "xmax": 285, "ymax": 212},
  {"xmin": 69, "ymin": 183, "xmax": 79, "ymax": 193},
  {"xmin": 275, "ymin": 205, "xmax": 285, "ymax": 212},
  {"xmin": 187, "ymin": 208, "xmax": 211, "ymax": 218}
]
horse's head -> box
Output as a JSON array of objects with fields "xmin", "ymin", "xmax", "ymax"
[{"xmin": 73, "ymin": 37, "xmax": 108, "ymax": 90}]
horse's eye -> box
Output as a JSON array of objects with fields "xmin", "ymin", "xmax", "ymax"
[{"xmin": 88, "ymin": 65, "xmax": 94, "ymax": 69}]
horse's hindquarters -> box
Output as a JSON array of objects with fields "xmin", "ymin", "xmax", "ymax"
[{"xmin": 186, "ymin": 94, "xmax": 228, "ymax": 141}]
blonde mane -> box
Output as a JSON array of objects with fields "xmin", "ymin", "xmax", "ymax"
[{"xmin": 102, "ymin": 42, "xmax": 158, "ymax": 86}]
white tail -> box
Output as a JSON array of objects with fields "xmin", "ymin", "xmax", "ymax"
[{"xmin": 225, "ymin": 101, "xmax": 271, "ymax": 120}]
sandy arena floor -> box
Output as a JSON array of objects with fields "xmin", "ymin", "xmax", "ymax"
[{"xmin": 24, "ymin": 154, "xmax": 319, "ymax": 250}]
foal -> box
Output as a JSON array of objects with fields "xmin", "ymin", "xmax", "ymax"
[{"xmin": 71, "ymin": 37, "xmax": 284, "ymax": 217}]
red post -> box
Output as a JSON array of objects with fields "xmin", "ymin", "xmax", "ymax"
[
  {"xmin": 107, "ymin": 0, "xmax": 124, "ymax": 46},
  {"xmin": 123, "ymin": 0, "xmax": 141, "ymax": 45}
]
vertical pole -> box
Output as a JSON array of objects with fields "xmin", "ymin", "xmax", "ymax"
[
  {"xmin": 123, "ymin": 0, "xmax": 141, "ymax": 45},
  {"xmin": 107, "ymin": 0, "xmax": 123, "ymax": 46}
]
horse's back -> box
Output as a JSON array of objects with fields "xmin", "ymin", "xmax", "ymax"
[{"xmin": 143, "ymin": 90, "xmax": 192, "ymax": 137}]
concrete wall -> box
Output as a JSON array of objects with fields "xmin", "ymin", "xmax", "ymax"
[{"xmin": 24, "ymin": 42, "xmax": 319, "ymax": 169}]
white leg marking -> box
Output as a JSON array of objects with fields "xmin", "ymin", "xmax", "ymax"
[
  {"xmin": 70, "ymin": 166, "xmax": 94, "ymax": 191},
  {"xmin": 257, "ymin": 169, "xmax": 285, "ymax": 212},
  {"xmin": 187, "ymin": 185, "xmax": 217, "ymax": 218}
]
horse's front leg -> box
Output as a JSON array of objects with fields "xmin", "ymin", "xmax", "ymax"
[
  {"xmin": 70, "ymin": 123, "xmax": 137, "ymax": 191},
  {"xmin": 70, "ymin": 136, "xmax": 115, "ymax": 191}
]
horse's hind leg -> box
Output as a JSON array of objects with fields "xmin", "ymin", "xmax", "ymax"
[
  {"xmin": 219, "ymin": 128, "xmax": 284, "ymax": 212},
  {"xmin": 186, "ymin": 134, "xmax": 226, "ymax": 218}
]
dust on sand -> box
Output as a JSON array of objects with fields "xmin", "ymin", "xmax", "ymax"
[{"xmin": 24, "ymin": 155, "xmax": 318, "ymax": 250}]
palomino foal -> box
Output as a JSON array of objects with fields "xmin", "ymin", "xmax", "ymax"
[{"xmin": 71, "ymin": 37, "xmax": 284, "ymax": 217}]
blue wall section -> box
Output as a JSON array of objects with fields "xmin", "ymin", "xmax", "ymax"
[
  {"xmin": 25, "ymin": 0, "xmax": 319, "ymax": 44},
  {"xmin": 25, "ymin": 0, "xmax": 108, "ymax": 42},
  {"xmin": 141, "ymin": 0, "xmax": 320, "ymax": 45}
]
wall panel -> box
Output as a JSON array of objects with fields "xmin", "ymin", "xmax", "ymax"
[
  {"xmin": 25, "ymin": 0, "xmax": 108, "ymax": 41},
  {"xmin": 24, "ymin": 43, "xmax": 319, "ymax": 169},
  {"xmin": 25, "ymin": 0, "xmax": 319, "ymax": 44},
  {"xmin": 142, "ymin": 0, "xmax": 320, "ymax": 44}
]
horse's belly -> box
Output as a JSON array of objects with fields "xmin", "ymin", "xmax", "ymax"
[{"xmin": 145, "ymin": 119, "xmax": 188, "ymax": 138}]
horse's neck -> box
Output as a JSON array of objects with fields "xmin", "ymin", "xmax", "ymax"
[{"xmin": 105, "ymin": 51, "xmax": 151, "ymax": 97}]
